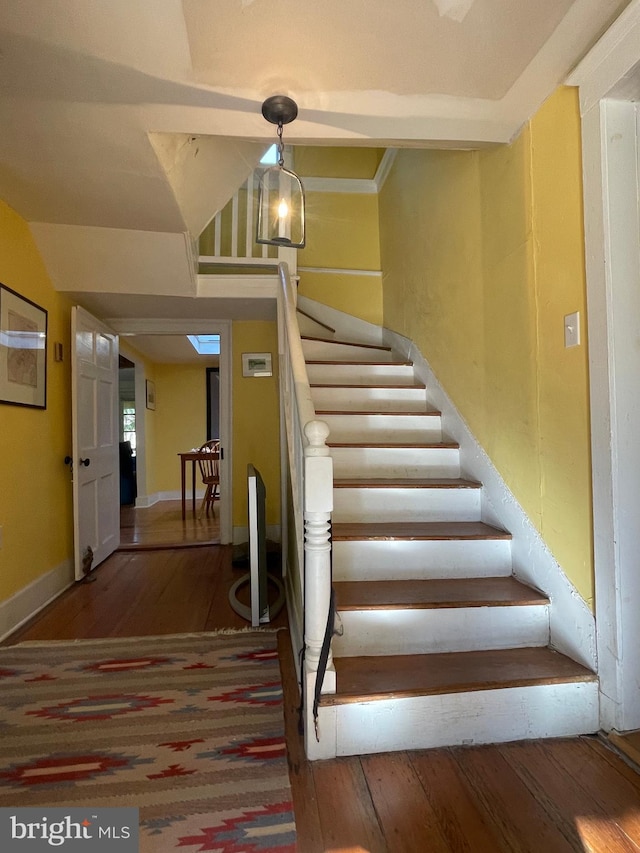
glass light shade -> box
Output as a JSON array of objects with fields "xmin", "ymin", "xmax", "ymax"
[{"xmin": 256, "ymin": 165, "xmax": 305, "ymax": 248}]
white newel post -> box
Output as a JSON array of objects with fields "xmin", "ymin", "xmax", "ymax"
[{"xmin": 303, "ymin": 418, "xmax": 337, "ymax": 759}]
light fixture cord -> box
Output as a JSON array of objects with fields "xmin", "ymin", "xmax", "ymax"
[{"xmin": 277, "ymin": 122, "xmax": 285, "ymax": 167}]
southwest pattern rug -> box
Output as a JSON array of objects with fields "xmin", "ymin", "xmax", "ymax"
[{"xmin": 0, "ymin": 631, "xmax": 296, "ymax": 851}]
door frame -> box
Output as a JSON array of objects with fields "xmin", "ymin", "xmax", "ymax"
[
  {"xmin": 114, "ymin": 318, "xmax": 233, "ymax": 544},
  {"xmin": 568, "ymin": 1, "xmax": 640, "ymax": 731}
]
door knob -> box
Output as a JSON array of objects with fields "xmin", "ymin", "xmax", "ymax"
[{"xmin": 79, "ymin": 458, "xmax": 91, "ymax": 467}]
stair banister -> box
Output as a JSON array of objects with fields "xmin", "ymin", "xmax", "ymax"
[{"xmin": 277, "ymin": 261, "xmax": 336, "ymax": 758}]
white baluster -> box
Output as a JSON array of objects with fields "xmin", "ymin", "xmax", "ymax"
[
  {"xmin": 246, "ymin": 174, "xmax": 254, "ymax": 258},
  {"xmin": 214, "ymin": 211, "xmax": 221, "ymax": 257},
  {"xmin": 231, "ymin": 190, "xmax": 239, "ymax": 257}
]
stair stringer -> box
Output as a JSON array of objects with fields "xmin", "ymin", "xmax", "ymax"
[
  {"xmin": 297, "ymin": 294, "xmax": 385, "ymax": 346},
  {"xmin": 382, "ymin": 325, "xmax": 597, "ymax": 672}
]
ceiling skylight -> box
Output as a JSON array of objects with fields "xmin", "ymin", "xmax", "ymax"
[
  {"xmin": 260, "ymin": 144, "xmax": 278, "ymax": 165},
  {"xmin": 187, "ymin": 334, "xmax": 220, "ymax": 355}
]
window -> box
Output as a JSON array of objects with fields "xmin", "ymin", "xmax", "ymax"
[{"xmin": 122, "ymin": 404, "xmax": 136, "ymax": 453}]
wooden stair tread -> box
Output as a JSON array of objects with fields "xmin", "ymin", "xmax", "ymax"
[
  {"xmin": 328, "ymin": 441, "xmax": 458, "ymax": 449},
  {"xmin": 317, "ymin": 409, "xmax": 441, "ymax": 416},
  {"xmin": 306, "ymin": 359, "xmax": 412, "ymax": 366},
  {"xmin": 334, "ymin": 477, "xmax": 481, "ymax": 489},
  {"xmin": 302, "ymin": 335, "xmax": 392, "ymax": 351},
  {"xmin": 311, "ymin": 382, "xmax": 426, "ymax": 389},
  {"xmin": 321, "ymin": 647, "xmax": 597, "ymax": 705},
  {"xmin": 334, "ymin": 577, "xmax": 549, "ymax": 610},
  {"xmin": 332, "ymin": 521, "xmax": 511, "ymax": 540}
]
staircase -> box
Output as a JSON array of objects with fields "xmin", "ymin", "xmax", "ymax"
[{"xmin": 302, "ymin": 332, "xmax": 599, "ymax": 758}]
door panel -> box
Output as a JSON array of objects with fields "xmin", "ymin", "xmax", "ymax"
[{"xmin": 72, "ymin": 307, "xmax": 119, "ymax": 580}]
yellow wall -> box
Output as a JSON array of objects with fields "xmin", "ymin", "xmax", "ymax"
[
  {"xmin": 379, "ymin": 87, "xmax": 593, "ymax": 605},
  {"xmin": 529, "ymin": 90, "xmax": 592, "ymax": 591},
  {"xmin": 0, "ymin": 201, "xmax": 74, "ymax": 601},
  {"xmin": 298, "ymin": 190, "xmax": 382, "ymax": 326},
  {"xmin": 232, "ymin": 321, "xmax": 281, "ymax": 528},
  {"xmin": 295, "ymin": 146, "xmax": 385, "ymax": 179},
  {"xmin": 151, "ymin": 363, "xmax": 209, "ymax": 493}
]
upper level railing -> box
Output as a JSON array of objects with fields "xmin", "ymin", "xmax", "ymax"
[
  {"xmin": 199, "ymin": 173, "xmax": 278, "ymax": 267},
  {"xmin": 277, "ymin": 261, "xmax": 336, "ymax": 758}
]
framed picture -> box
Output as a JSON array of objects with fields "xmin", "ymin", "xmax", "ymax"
[
  {"xmin": 0, "ymin": 284, "xmax": 48, "ymax": 409},
  {"xmin": 242, "ymin": 352, "xmax": 272, "ymax": 377},
  {"xmin": 145, "ymin": 379, "xmax": 156, "ymax": 410}
]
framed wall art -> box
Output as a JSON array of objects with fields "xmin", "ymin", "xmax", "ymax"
[
  {"xmin": 145, "ymin": 379, "xmax": 156, "ymax": 410},
  {"xmin": 242, "ymin": 352, "xmax": 272, "ymax": 377},
  {"xmin": 0, "ymin": 284, "xmax": 48, "ymax": 409}
]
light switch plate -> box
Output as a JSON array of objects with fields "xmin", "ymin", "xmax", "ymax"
[{"xmin": 564, "ymin": 311, "xmax": 580, "ymax": 348}]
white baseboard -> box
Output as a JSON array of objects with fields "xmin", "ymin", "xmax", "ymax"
[
  {"xmin": 136, "ymin": 490, "xmax": 207, "ymax": 508},
  {"xmin": 0, "ymin": 560, "xmax": 75, "ymax": 642},
  {"xmin": 383, "ymin": 326, "xmax": 597, "ymax": 671}
]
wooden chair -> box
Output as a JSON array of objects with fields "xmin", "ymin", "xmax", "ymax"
[{"xmin": 197, "ymin": 440, "xmax": 220, "ymax": 517}]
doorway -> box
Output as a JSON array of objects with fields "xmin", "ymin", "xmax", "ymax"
[
  {"xmin": 118, "ymin": 354, "xmax": 137, "ymax": 508},
  {"xmin": 114, "ymin": 320, "xmax": 233, "ymax": 547},
  {"xmin": 207, "ymin": 367, "xmax": 220, "ymax": 441}
]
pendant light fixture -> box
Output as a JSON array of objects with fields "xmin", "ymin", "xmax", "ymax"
[{"xmin": 256, "ymin": 95, "xmax": 305, "ymax": 249}]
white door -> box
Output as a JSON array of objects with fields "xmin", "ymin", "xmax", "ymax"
[{"xmin": 71, "ymin": 306, "xmax": 120, "ymax": 580}]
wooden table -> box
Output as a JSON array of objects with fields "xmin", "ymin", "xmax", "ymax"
[{"xmin": 178, "ymin": 450, "xmax": 214, "ymax": 519}]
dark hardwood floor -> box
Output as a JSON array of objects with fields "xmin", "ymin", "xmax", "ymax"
[{"xmin": 5, "ymin": 537, "xmax": 640, "ymax": 852}]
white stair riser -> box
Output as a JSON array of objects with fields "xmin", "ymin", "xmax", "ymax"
[
  {"xmin": 324, "ymin": 681, "xmax": 599, "ymax": 757},
  {"xmin": 333, "ymin": 605, "xmax": 549, "ymax": 656},
  {"xmin": 312, "ymin": 386, "xmax": 428, "ymax": 411},
  {"xmin": 333, "ymin": 486, "xmax": 481, "ymax": 522},
  {"xmin": 332, "ymin": 539, "xmax": 513, "ymax": 579},
  {"xmin": 303, "ymin": 340, "xmax": 395, "ymax": 361},
  {"xmin": 330, "ymin": 446, "xmax": 460, "ymax": 478},
  {"xmin": 321, "ymin": 413, "xmax": 442, "ymax": 443},
  {"xmin": 306, "ymin": 363, "xmax": 415, "ymax": 385}
]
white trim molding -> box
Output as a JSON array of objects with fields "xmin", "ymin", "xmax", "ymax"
[
  {"xmin": 298, "ymin": 266, "xmax": 382, "ymax": 278},
  {"xmin": 566, "ymin": 1, "xmax": 640, "ymax": 111},
  {"xmin": 374, "ymin": 149, "xmax": 398, "ymax": 191},
  {"xmin": 303, "ymin": 177, "xmax": 378, "ymax": 194},
  {"xmin": 568, "ymin": 0, "xmax": 640, "ymax": 731},
  {"xmin": 296, "ymin": 149, "xmax": 398, "ymax": 196}
]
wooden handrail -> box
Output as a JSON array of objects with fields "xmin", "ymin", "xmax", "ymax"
[{"xmin": 278, "ymin": 263, "xmax": 317, "ymax": 438}]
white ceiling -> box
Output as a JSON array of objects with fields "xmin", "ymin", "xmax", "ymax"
[{"xmin": 0, "ymin": 0, "xmax": 631, "ymax": 340}]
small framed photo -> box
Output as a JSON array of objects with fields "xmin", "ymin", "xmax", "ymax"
[
  {"xmin": 242, "ymin": 352, "xmax": 272, "ymax": 377},
  {"xmin": 0, "ymin": 284, "xmax": 48, "ymax": 409},
  {"xmin": 145, "ymin": 379, "xmax": 156, "ymax": 410}
]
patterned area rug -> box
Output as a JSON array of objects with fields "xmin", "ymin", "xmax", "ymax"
[{"xmin": 0, "ymin": 631, "xmax": 296, "ymax": 851}]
